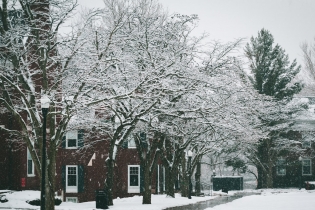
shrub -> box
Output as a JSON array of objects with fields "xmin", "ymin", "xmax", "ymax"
[
  {"xmin": 0, "ymin": 195, "xmax": 8, "ymax": 203},
  {"xmin": 26, "ymin": 198, "xmax": 62, "ymax": 206}
]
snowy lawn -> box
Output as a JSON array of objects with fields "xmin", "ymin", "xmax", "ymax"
[
  {"xmin": 0, "ymin": 191, "xmax": 218, "ymax": 210},
  {"xmin": 0, "ymin": 189, "xmax": 314, "ymax": 210},
  {"xmin": 208, "ymin": 189, "xmax": 315, "ymax": 210}
]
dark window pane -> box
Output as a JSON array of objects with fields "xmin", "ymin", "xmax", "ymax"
[
  {"xmin": 68, "ymin": 167, "xmax": 77, "ymax": 186},
  {"xmin": 68, "ymin": 139, "xmax": 77, "ymax": 147},
  {"xmin": 27, "ymin": 160, "xmax": 33, "ymax": 174},
  {"xmin": 130, "ymin": 175, "xmax": 138, "ymax": 186},
  {"xmin": 303, "ymin": 166, "xmax": 311, "ymax": 174},
  {"xmin": 302, "ymin": 160, "xmax": 311, "ymax": 175},
  {"xmin": 129, "ymin": 167, "xmax": 139, "ymax": 186},
  {"xmin": 68, "ymin": 175, "xmax": 77, "ymax": 186}
]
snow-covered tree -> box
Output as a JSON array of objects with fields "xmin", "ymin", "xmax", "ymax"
[
  {"xmin": 66, "ymin": 0, "xmax": 205, "ymax": 205},
  {"xmin": 0, "ymin": 1, "xmax": 112, "ymax": 209},
  {"xmin": 147, "ymin": 38, "xmax": 268, "ymax": 198},
  {"xmin": 244, "ymin": 28, "xmax": 304, "ymax": 188},
  {"xmin": 301, "ymin": 39, "xmax": 315, "ymax": 82}
]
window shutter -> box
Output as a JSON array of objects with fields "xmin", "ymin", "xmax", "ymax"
[
  {"xmin": 78, "ymin": 165, "xmax": 84, "ymax": 192},
  {"xmin": 62, "ymin": 165, "xmax": 66, "ymax": 191},
  {"xmin": 140, "ymin": 166, "xmax": 144, "ymax": 193},
  {"xmin": 78, "ymin": 129, "xmax": 84, "ymax": 147},
  {"xmin": 62, "ymin": 135, "xmax": 66, "ymax": 148},
  {"xmin": 122, "ymin": 140, "xmax": 128, "ymax": 149},
  {"xmin": 140, "ymin": 132, "xmax": 148, "ymax": 148}
]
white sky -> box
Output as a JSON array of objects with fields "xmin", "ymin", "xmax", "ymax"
[{"xmin": 77, "ymin": 0, "xmax": 315, "ymax": 66}]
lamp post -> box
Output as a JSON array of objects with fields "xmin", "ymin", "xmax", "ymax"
[
  {"xmin": 298, "ymin": 156, "xmax": 302, "ymax": 190},
  {"xmin": 40, "ymin": 95, "xmax": 50, "ymax": 210},
  {"xmin": 210, "ymin": 170, "xmax": 216, "ymax": 196},
  {"xmin": 187, "ymin": 150, "xmax": 193, "ymax": 199}
]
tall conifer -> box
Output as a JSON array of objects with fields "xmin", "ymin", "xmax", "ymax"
[{"xmin": 245, "ymin": 28, "xmax": 303, "ymax": 100}]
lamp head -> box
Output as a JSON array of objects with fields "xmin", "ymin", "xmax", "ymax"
[
  {"xmin": 41, "ymin": 95, "xmax": 50, "ymax": 109},
  {"xmin": 187, "ymin": 150, "xmax": 193, "ymax": 157}
]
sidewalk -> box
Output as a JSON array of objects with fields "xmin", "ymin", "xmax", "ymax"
[{"xmin": 164, "ymin": 192, "xmax": 260, "ymax": 210}]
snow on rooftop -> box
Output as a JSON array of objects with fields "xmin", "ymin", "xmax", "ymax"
[{"xmin": 295, "ymin": 85, "xmax": 315, "ymax": 98}]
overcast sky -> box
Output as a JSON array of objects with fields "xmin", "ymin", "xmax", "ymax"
[{"xmin": 77, "ymin": 0, "xmax": 315, "ymax": 66}]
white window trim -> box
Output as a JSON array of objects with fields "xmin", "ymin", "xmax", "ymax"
[
  {"xmin": 66, "ymin": 165, "xmax": 78, "ymax": 193},
  {"xmin": 66, "ymin": 130, "xmax": 78, "ymax": 149},
  {"xmin": 66, "ymin": 197, "xmax": 78, "ymax": 203},
  {"xmin": 302, "ymin": 159, "xmax": 312, "ymax": 176},
  {"xmin": 27, "ymin": 149, "xmax": 35, "ymax": 177},
  {"xmin": 128, "ymin": 165, "xmax": 140, "ymax": 193}
]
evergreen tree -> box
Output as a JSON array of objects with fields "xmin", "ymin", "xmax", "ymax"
[
  {"xmin": 245, "ymin": 28, "xmax": 303, "ymax": 100},
  {"xmin": 244, "ymin": 29, "xmax": 303, "ymax": 188}
]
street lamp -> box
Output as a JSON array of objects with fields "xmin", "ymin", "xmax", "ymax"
[
  {"xmin": 187, "ymin": 150, "xmax": 193, "ymax": 199},
  {"xmin": 298, "ymin": 156, "xmax": 302, "ymax": 190},
  {"xmin": 40, "ymin": 95, "xmax": 50, "ymax": 210}
]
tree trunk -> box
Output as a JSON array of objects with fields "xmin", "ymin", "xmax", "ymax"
[
  {"xmin": 256, "ymin": 138, "xmax": 273, "ymax": 189},
  {"xmin": 165, "ymin": 167, "xmax": 175, "ymax": 197},
  {"xmin": 257, "ymin": 163, "xmax": 273, "ymax": 189},
  {"xmin": 266, "ymin": 158, "xmax": 274, "ymax": 188},
  {"xmin": 104, "ymin": 158, "xmax": 115, "ymax": 206},
  {"xmin": 158, "ymin": 165, "xmax": 164, "ymax": 194},
  {"xmin": 195, "ymin": 159, "xmax": 201, "ymax": 196},
  {"xmin": 180, "ymin": 152, "xmax": 188, "ymax": 197},
  {"xmin": 46, "ymin": 142, "xmax": 57, "ymax": 210},
  {"xmin": 257, "ymin": 165, "xmax": 263, "ymax": 189},
  {"xmin": 142, "ymin": 165, "xmax": 152, "ymax": 204}
]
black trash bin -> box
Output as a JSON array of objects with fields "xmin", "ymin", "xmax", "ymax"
[{"xmin": 95, "ymin": 190, "xmax": 108, "ymax": 209}]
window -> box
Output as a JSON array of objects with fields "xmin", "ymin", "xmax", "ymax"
[
  {"xmin": 128, "ymin": 136, "xmax": 136, "ymax": 148},
  {"xmin": 276, "ymin": 159, "xmax": 286, "ymax": 176},
  {"xmin": 301, "ymin": 132, "xmax": 312, "ymax": 148},
  {"xmin": 128, "ymin": 165, "xmax": 140, "ymax": 193},
  {"xmin": 66, "ymin": 197, "xmax": 78, "ymax": 203},
  {"xmin": 302, "ymin": 159, "xmax": 312, "ymax": 175},
  {"xmin": 156, "ymin": 165, "xmax": 166, "ymax": 194},
  {"xmin": 66, "ymin": 130, "xmax": 78, "ymax": 149},
  {"xmin": 302, "ymin": 140, "xmax": 311, "ymax": 148},
  {"xmin": 63, "ymin": 165, "xmax": 84, "ymax": 193},
  {"xmin": 66, "ymin": 165, "xmax": 78, "ymax": 193},
  {"xmin": 27, "ymin": 149, "xmax": 35, "ymax": 177}
]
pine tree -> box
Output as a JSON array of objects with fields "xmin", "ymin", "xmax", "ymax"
[
  {"xmin": 245, "ymin": 28, "xmax": 303, "ymax": 100},
  {"xmin": 244, "ymin": 29, "xmax": 303, "ymax": 188}
]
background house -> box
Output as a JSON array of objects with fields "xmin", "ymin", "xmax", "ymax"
[
  {"xmin": 0, "ymin": 124, "xmax": 161, "ymax": 202},
  {"xmin": 273, "ymin": 85, "xmax": 315, "ymax": 188}
]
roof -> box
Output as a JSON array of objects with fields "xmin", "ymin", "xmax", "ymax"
[
  {"xmin": 295, "ymin": 85, "xmax": 315, "ymax": 98},
  {"xmin": 293, "ymin": 84, "xmax": 315, "ymax": 131},
  {"xmin": 292, "ymin": 120, "xmax": 315, "ymax": 131}
]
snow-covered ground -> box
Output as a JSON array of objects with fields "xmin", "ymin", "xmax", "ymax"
[
  {"xmin": 0, "ymin": 189, "xmax": 314, "ymax": 210},
  {"xmin": 0, "ymin": 190, "xmax": 216, "ymax": 210},
  {"xmin": 208, "ymin": 189, "xmax": 315, "ymax": 210}
]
